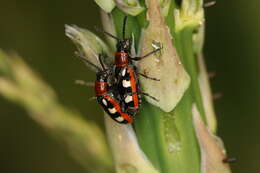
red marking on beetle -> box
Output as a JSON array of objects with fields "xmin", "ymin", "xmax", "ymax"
[
  {"xmin": 95, "ymin": 82, "xmax": 108, "ymax": 96},
  {"xmin": 121, "ymin": 112, "xmax": 133, "ymax": 123},
  {"xmin": 105, "ymin": 95, "xmax": 133, "ymax": 123},
  {"xmin": 128, "ymin": 67, "xmax": 139, "ymax": 108},
  {"xmin": 115, "ymin": 52, "xmax": 129, "ymax": 67}
]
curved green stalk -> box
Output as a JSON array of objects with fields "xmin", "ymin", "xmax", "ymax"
[{"xmin": 0, "ymin": 51, "xmax": 113, "ymax": 173}]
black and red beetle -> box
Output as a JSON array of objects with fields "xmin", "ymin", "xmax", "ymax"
[
  {"xmin": 99, "ymin": 16, "xmax": 161, "ymax": 116},
  {"xmin": 77, "ymin": 53, "xmax": 134, "ymax": 124}
]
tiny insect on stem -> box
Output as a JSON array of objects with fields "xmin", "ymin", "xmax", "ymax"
[
  {"xmin": 223, "ymin": 157, "xmax": 237, "ymax": 164},
  {"xmin": 204, "ymin": 1, "xmax": 216, "ymax": 8}
]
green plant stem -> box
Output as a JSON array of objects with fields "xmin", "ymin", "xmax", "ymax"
[{"xmin": 176, "ymin": 28, "xmax": 206, "ymax": 122}]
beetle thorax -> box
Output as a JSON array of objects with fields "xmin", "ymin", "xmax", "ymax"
[
  {"xmin": 95, "ymin": 81, "xmax": 108, "ymax": 96},
  {"xmin": 95, "ymin": 72, "xmax": 109, "ymax": 96},
  {"xmin": 115, "ymin": 52, "xmax": 129, "ymax": 67}
]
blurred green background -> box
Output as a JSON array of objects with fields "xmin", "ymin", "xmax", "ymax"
[{"xmin": 0, "ymin": 0, "xmax": 259, "ymax": 173}]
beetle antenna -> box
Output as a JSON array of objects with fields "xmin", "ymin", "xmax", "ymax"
[
  {"xmin": 98, "ymin": 54, "xmax": 107, "ymax": 71},
  {"xmin": 94, "ymin": 26, "xmax": 120, "ymax": 41},
  {"xmin": 75, "ymin": 52, "xmax": 102, "ymax": 71},
  {"xmin": 122, "ymin": 16, "xmax": 128, "ymax": 39},
  {"xmin": 75, "ymin": 80, "xmax": 95, "ymax": 87}
]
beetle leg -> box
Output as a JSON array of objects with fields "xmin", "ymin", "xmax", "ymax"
[
  {"xmin": 130, "ymin": 48, "xmax": 161, "ymax": 61},
  {"xmin": 75, "ymin": 80, "xmax": 95, "ymax": 87},
  {"xmin": 138, "ymin": 73, "xmax": 160, "ymax": 81},
  {"xmin": 142, "ymin": 92, "xmax": 159, "ymax": 102}
]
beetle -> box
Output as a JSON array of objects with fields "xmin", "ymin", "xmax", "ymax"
[
  {"xmin": 98, "ymin": 16, "xmax": 161, "ymax": 116},
  {"xmin": 77, "ymin": 52, "xmax": 134, "ymax": 124}
]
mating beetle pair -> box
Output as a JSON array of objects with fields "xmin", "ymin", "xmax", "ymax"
[{"xmin": 78, "ymin": 16, "xmax": 161, "ymax": 124}]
